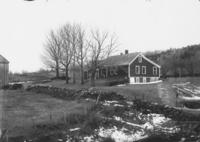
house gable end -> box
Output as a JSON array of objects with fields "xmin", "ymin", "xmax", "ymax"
[
  {"xmin": 128, "ymin": 53, "xmax": 160, "ymax": 68},
  {"xmin": 129, "ymin": 53, "xmax": 160, "ymax": 77}
]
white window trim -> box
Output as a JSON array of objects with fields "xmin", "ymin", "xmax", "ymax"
[
  {"xmin": 153, "ymin": 67, "xmax": 157, "ymax": 75},
  {"xmin": 142, "ymin": 66, "xmax": 146, "ymax": 74},
  {"xmin": 135, "ymin": 65, "xmax": 140, "ymax": 74}
]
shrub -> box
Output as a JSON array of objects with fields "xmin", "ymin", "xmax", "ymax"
[
  {"xmin": 12, "ymin": 83, "xmax": 23, "ymax": 89},
  {"xmin": 102, "ymin": 137, "xmax": 115, "ymax": 142},
  {"xmin": 65, "ymin": 113, "xmax": 86, "ymax": 125},
  {"xmin": 2, "ymin": 83, "xmax": 23, "ymax": 90},
  {"xmin": 107, "ymin": 78, "xmax": 129, "ymax": 86},
  {"xmin": 2, "ymin": 85, "xmax": 9, "ymax": 90},
  {"xmin": 81, "ymin": 112, "xmax": 102, "ymax": 135}
]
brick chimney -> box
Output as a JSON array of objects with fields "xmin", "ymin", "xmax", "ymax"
[{"xmin": 125, "ymin": 50, "xmax": 128, "ymax": 54}]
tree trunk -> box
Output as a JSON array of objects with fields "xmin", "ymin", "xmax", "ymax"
[
  {"xmin": 90, "ymin": 71, "xmax": 96, "ymax": 87},
  {"xmin": 80, "ymin": 59, "xmax": 84, "ymax": 84},
  {"xmin": 73, "ymin": 57, "xmax": 76, "ymax": 84},
  {"xmin": 56, "ymin": 61, "xmax": 59, "ymax": 78},
  {"xmin": 65, "ymin": 66, "xmax": 69, "ymax": 84}
]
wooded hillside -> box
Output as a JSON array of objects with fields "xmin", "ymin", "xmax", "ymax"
[{"xmin": 146, "ymin": 44, "xmax": 200, "ymax": 77}]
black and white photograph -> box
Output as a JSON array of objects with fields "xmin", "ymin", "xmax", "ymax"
[{"xmin": 1, "ymin": 0, "xmax": 200, "ymax": 141}]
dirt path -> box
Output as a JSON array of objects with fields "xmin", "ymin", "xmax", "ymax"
[{"xmin": 157, "ymin": 83, "xmax": 177, "ymax": 107}]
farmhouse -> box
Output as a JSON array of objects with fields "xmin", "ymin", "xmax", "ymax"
[
  {"xmin": 84, "ymin": 50, "xmax": 161, "ymax": 84},
  {"xmin": 0, "ymin": 55, "xmax": 9, "ymax": 87}
]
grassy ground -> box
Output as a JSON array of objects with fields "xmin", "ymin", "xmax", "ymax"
[
  {"xmin": 1, "ymin": 90, "xmax": 93, "ymax": 137},
  {"xmin": 97, "ymin": 84, "xmax": 161, "ymax": 102},
  {"xmin": 44, "ymin": 79, "xmax": 90, "ymax": 89},
  {"xmin": 2, "ymin": 77, "xmax": 199, "ymax": 141}
]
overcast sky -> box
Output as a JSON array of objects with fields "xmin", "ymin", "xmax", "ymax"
[{"xmin": 0, "ymin": 0, "xmax": 200, "ymax": 73}]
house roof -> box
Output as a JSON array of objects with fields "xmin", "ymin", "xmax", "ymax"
[
  {"xmin": 0, "ymin": 55, "xmax": 9, "ymax": 64},
  {"xmin": 100, "ymin": 52, "xmax": 161, "ymax": 68},
  {"xmin": 101, "ymin": 52, "xmax": 139, "ymax": 66}
]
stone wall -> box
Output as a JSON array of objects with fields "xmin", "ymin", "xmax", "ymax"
[
  {"xmin": 132, "ymin": 99, "xmax": 200, "ymax": 121},
  {"xmin": 26, "ymin": 85, "xmax": 125, "ymax": 101}
]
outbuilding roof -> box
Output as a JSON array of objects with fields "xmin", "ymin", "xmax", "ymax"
[{"xmin": 0, "ymin": 55, "xmax": 9, "ymax": 64}]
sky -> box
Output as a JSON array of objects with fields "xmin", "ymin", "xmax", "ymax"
[{"xmin": 0, "ymin": 0, "xmax": 200, "ymax": 73}]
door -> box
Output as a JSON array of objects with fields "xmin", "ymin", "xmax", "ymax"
[
  {"xmin": 136, "ymin": 77, "xmax": 139, "ymax": 83},
  {"xmin": 139, "ymin": 77, "xmax": 143, "ymax": 83}
]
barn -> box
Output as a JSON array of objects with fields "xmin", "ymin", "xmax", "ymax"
[
  {"xmin": 84, "ymin": 50, "xmax": 161, "ymax": 84},
  {"xmin": 0, "ymin": 55, "xmax": 9, "ymax": 87}
]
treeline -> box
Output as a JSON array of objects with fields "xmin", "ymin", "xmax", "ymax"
[{"xmin": 146, "ymin": 44, "xmax": 200, "ymax": 77}]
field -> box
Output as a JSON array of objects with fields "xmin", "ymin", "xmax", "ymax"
[
  {"xmin": 1, "ymin": 90, "xmax": 93, "ymax": 137},
  {"xmin": 2, "ymin": 76, "xmax": 200, "ymax": 141},
  {"xmin": 1, "ymin": 87, "xmax": 183, "ymax": 142}
]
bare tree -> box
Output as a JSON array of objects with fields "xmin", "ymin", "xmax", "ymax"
[
  {"xmin": 59, "ymin": 24, "xmax": 73, "ymax": 84},
  {"xmin": 42, "ymin": 30, "xmax": 62, "ymax": 78},
  {"xmin": 88, "ymin": 30, "xmax": 118, "ymax": 86},
  {"xmin": 76, "ymin": 25, "xmax": 88, "ymax": 84},
  {"xmin": 71, "ymin": 24, "xmax": 79, "ymax": 84}
]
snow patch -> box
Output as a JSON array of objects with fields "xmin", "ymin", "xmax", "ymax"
[
  {"xmin": 113, "ymin": 104, "xmax": 124, "ymax": 107},
  {"xmin": 179, "ymin": 96, "xmax": 200, "ymax": 101},
  {"xmin": 126, "ymin": 101, "xmax": 133, "ymax": 106},
  {"xmin": 98, "ymin": 126, "xmax": 147, "ymax": 142},
  {"xmin": 148, "ymin": 113, "xmax": 171, "ymax": 126},
  {"xmin": 102, "ymin": 101, "xmax": 119, "ymax": 106},
  {"xmin": 83, "ymin": 136, "xmax": 95, "ymax": 142},
  {"xmin": 69, "ymin": 128, "xmax": 80, "ymax": 132},
  {"xmin": 113, "ymin": 114, "xmax": 174, "ymax": 132}
]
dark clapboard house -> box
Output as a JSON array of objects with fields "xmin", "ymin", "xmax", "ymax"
[
  {"xmin": 84, "ymin": 50, "xmax": 161, "ymax": 84},
  {"xmin": 0, "ymin": 55, "xmax": 9, "ymax": 87}
]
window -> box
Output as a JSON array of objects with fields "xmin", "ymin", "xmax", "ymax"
[
  {"xmin": 135, "ymin": 66, "xmax": 140, "ymax": 74},
  {"xmin": 138, "ymin": 56, "xmax": 142, "ymax": 63},
  {"xmin": 142, "ymin": 66, "xmax": 146, "ymax": 74},
  {"xmin": 153, "ymin": 67, "xmax": 157, "ymax": 75}
]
